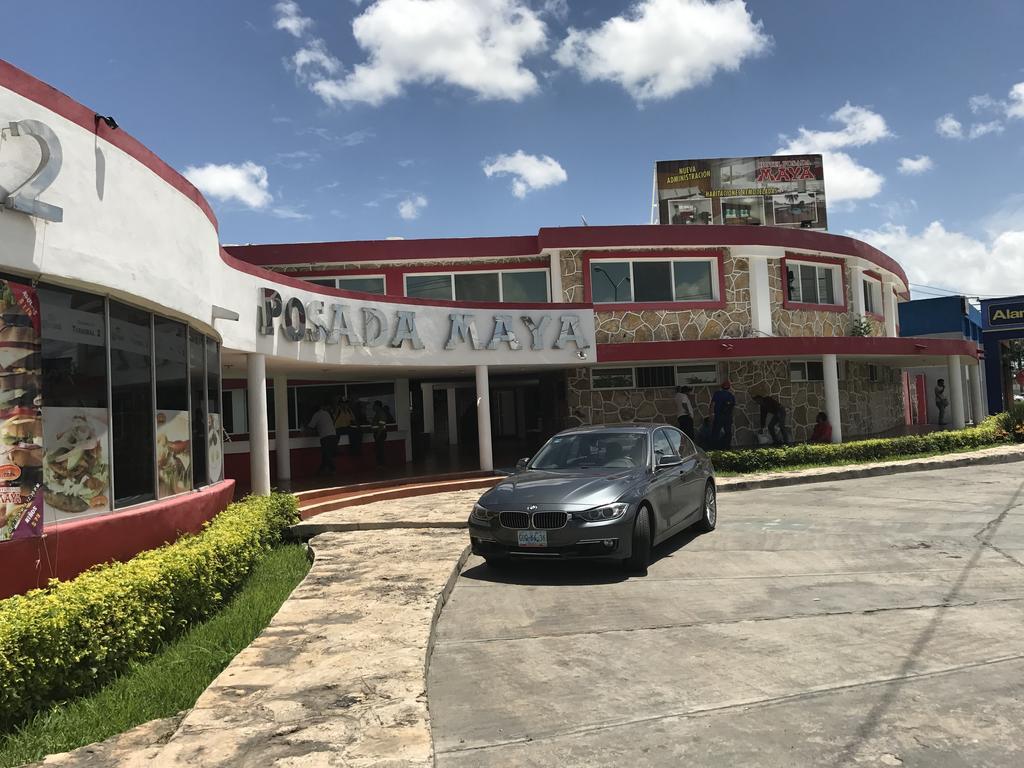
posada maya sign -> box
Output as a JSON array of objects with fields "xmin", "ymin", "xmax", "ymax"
[{"xmin": 257, "ymin": 288, "xmax": 591, "ymax": 352}]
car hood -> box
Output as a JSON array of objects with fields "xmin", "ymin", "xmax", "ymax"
[{"xmin": 480, "ymin": 468, "xmax": 646, "ymax": 510}]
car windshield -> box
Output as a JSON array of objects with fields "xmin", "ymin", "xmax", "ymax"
[{"xmin": 530, "ymin": 432, "xmax": 648, "ymax": 470}]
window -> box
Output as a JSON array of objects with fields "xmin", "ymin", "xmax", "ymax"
[
  {"xmin": 790, "ymin": 360, "xmax": 844, "ymax": 382},
  {"xmin": 787, "ymin": 262, "xmax": 839, "ymax": 305},
  {"xmin": 592, "ymin": 366, "xmax": 677, "ymax": 390},
  {"xmin": 307, "ymin": 276, "xmax": 387, "ymax": 294},
  {"xmin": 862, "ymin": 277, "xmax": 882, "ymax": 316},
  {"xmin": 590, "ymin": 259, "xmax": 716, "ymax": 303},
  {"xmin": 675, "ymin": 363, "xmax": 719, "ymax": 387},
  {"xmin": 154, "ymin": 318, "xmax": 189, "ymax": 497},
  {"xmin": 189, "ymin": 330, "xmax": 207, "ymax": 490},
  {"xmin": 404, "ymin": 270, "xmax": 549, "ymax": 302},
  {"xmin": 868, "ymin": 364, "xmax": 880, "ymax": 382},
  {"xmin": 109, "ymin": 302, "xmax": 154, "ymax": 508},
  {"xmin": 653, "ymin": 429, "xmax": 674, "ymax": 461}
]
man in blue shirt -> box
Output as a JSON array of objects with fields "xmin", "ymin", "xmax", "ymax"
[{"xmin": 710, "ymin": 380, "xmax": 736, "ymax": 449}]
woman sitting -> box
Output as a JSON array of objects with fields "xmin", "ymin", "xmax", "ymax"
[{"xmin": 809, "ymin": 412, "xmax": 833, "ymax": 443}]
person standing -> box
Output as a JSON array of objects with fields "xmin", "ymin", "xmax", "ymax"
[
  {"xmin": 333, "ymin": 396, "xmax": 355, "ymax": 455},
  {"xmin": 308, "ymin": 399, "xmax": 338, "ymax": 476},
  {"xmin": 371, "ymin": 400, "xmax": 391, "ymax": 468},
  {"xmin": 934, "ymin": 378, "xmax": 949, "ymax": 426},
  {"xmin": 753, "ymin": 393, "xmax": 791, "ymax": 446},
  {"xmin": 674, "ymin": 385, "xmax": 696, "ymax": 439},
  {"xmin": 710, "ymin": 380, "xmax": 736, "ymax": 449}
]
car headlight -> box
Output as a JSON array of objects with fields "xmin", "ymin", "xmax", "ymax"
[
  {"xmin": 471, "ymin": 503, "xmax": 496, "ymax": 522},
  {"xmin": 574, "ymin": 502, "xmax": 630, "ymax": 522}
]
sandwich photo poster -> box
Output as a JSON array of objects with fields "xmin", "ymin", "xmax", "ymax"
[
  {"xmin": 41, "ymin": 407, "xmax": 111, "ymax": 522},
  {"xmin": 156, "ymin": 409, "xmax": 191, "ymax": 496},
  {"xmin": 0, "ymin": 279, "xmax": 44, "ymax": 542},
  {"xmin": 208, "ymin": 412, "xmax": 223, "ymax": 484}
]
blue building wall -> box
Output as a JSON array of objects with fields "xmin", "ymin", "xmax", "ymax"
[{"xmin": 898, "ymin": 295, "xmax": 982, "ymax": 342}]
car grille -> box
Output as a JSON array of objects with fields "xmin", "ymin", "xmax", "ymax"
[
  {"xmin": 499, "ymin": 511, "xmax": 530, "ymax": 529},
  {"xmin": 532, "ymin": 512, "xmax": 568, "ymax": 530}
]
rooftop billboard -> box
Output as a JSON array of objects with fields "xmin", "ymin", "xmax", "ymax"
[{"xmin": 654, "ymin": 154, "xmax": 827, "ymax": 231}]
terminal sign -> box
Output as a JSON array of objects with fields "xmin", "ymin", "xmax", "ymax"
[{"xmin": 256, "ymin": 288, "xmax": 590, "ymax": 352}]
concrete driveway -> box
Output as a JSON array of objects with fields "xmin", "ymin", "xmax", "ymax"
[{"xmin": 428, "ymin": 464, "xmax": 1024, "ymax": 767}]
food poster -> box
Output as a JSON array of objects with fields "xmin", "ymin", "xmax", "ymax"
[
  {"xmin": 207, "ymin": 412, "xmax": 223, "ymax": 483},
  {"xmin": 0, "ymin": 280, "xmax": 44, "ymax": 541},
  {"xmin": 156, "ymin": 409, "xmax": 191, "ymax": 496},
  {"xmin": 41, "ymin": 407, "xmax": 111, "ymax": 521}
]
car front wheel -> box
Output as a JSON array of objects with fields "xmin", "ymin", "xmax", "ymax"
[
  {"xmin": 624, "ymin": 506, "xmax": 652, "ymax": 572},
  {"xmin": 695, "ymin": 482, "xmax": 717, "ymax": 533}
]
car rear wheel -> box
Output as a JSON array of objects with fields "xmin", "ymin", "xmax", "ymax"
[
  {"xmin": 695, "ymin": 482, "xmax": 717, "ymax": 533},
  {"xmin": 624, "ymin": 506, "xmax": 652, "ymax": 572}
]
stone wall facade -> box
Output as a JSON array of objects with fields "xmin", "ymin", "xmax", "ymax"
[{"xmin": 566, "ymin": 360, "xmax": 905, "ymax": 446}]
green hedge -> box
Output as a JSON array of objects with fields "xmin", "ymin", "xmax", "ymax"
[
  {"xmin": 0, "ymin": 493, "xmax": 299, "ymax": 732},
  {"xmin": 708, "ymin": 413, "xmax": 1017, "ymax": 474}
]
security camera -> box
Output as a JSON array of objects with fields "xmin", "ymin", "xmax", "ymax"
[{"xmin": 576, "ymin": 350, "xmax": 588, "ymax": 360}]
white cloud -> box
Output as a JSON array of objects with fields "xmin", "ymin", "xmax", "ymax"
[
  {"xmin": 541, "ymin": 0, "xmax": 569, "ymax": 20},
  {"xmin": 554, "ymin": 0, "xmax": 769, "ymax": 104},
  {"xmin": 846, "ymin": 222, "xmax": 1024, "ymax": 297},
  {"xmin": 274, "ymin": 1, "xmax": 313, "ymax": 37},
  {"xmin": 398, "ymin": 159, "xmax": 415, "ymax": 167},
  {"xmin": 272, "ymin": 206, "xmax": 312, "ymax": 220},
  {"xmin": 274, "ymin": 149, "xmax": 321, "ymax": 169},
  {"xmin": 935, "ymin": 113, "xmax": 963, "ymax": 139},
  {"xmin": 968, "ymin": 119, "xmax": 1004, "ymax": 139},
  {"xmin": 398, "ymin": 194, "xmax": 428, "ymax": 219},
  {"xmin": 482, "ymin": 150, "xmax": 567, "ymax": 197},
  {"xmin": 290, "ymin": 38, "xmax": 341, "ymax": 82},
  {"xmin": 183, "ymin": 161, "xmax": 272, "ymax": 209},
  {"xmin": 1008, "ymin": 82, "xmax": 1024, "ymax": 119},
  {"xmin": 968, "ymin": 93, "xmax": 998, "ymax": 114},
  {"xmin": 309, "ymin": 0, "xmax": 547, "ymax": 106},
  {"xmin": 897, "ymin": 155, "xmax": 933, "ymax": 175},
  {"xmin": 776, "ymin": 104, "xmax": 890, "ymax": 202}
]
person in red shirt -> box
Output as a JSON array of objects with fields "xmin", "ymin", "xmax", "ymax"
[{"xmin": 809, "ymin": 411, "xmax": 833, "ymax": 443}]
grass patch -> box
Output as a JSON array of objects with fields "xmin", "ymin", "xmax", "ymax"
[{"xmin": 0, "ymin": 544, "xmax": 310, "ymax": 768}]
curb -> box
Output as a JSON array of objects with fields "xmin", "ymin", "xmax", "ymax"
[
  {"xmin": 425, "ymin": 545, "xmax": 471, "ymax": 679},
  {"xmin": 718, "ymin": 448, "xmax": 1024, "ymax": 492},
  {"xmin": 290, "ymin": 519, "xmax": 467, "ymax": 540}
]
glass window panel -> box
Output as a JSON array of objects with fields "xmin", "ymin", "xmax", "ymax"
[
  {"xmin": 347, "ymin": 382, "xmax": 397, "ymax": 425},
  {"xmin": 632, "ymin": 262, "xmax": 673, "ymax": 302},
  {"xmin": 590, "ymin": 262, "xmax": 631, "ymax": 303},
  {"xmin": 222, "ymin": 388, "xmax": 238, "ymax": 434},
  {"xmin": 673, "ymin": 261, "xmax": 713, "ymax": 301},
  {"xmin": 636, "ymin": 366, "xmax": 675, "ymax": 388},
  {"xmin": 591, "ymin": 368, "xmax": 635, "ymax": 390},
  {"xmin": 154, "ymin": 318, "xmax": 190, "ymax": 497},
  {"xmin": 806, "ymin": 361, "xmax": 825, "ymax": 381},
  {"xmin": 188, "ymin": 330, "xmax": 207, "ymax": 490},
  {"xmin": 109, "ymin": 302, "xmax": 154, "ymax": 508},
  {"xmin": 205, "ymin": 338, "xmax": 221, "ymax": 483},
  {"xmin": 39, "ymin": 285, "xmax": 107, "ymax": 408},
  {"xmin": 789, "ymin": 362, "xmax": 805, "ymax": 382},
  {"xmin": 675, "ymin": 364, "xmax": 719, "ymax": 386},
  {"xmin": 817, "ymin": 268, "xmax": 836, "ymax": 304},
  {"xmin": 293, "ymin": 385, "xmax": 343, "ymax": 433},
  {"xmin": 406, "ymin": 274, "xmax": 453, "ymax": 300},
  {"xmin": 653, "ymin": 429, "xmax": 674, "ymax": 458},
  {"xmin": 501, "ymin": 271, "xmax": 548, "ymax": 302},
  {"xmin": 799, "ymin": 265, "xmax": 819, "ymax": 304},
  {"xmin": 337, "ymin": 276, "xmax": 386, "ymax": 294},
  {"xmin": 454, "ymin": 273, "xmax": 500, "ymax": 302},
  {"xmin": 308, "ymin": 278, "xmax": 336, "ymax": 287}
]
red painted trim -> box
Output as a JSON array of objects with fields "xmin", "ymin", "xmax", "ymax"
[
  {"xmin": 583, "ymin": 250, "xmax": 726, "ymax": 309},
  {"xmin": 220, "ymin": 249, "xmax": 591, "ymax": 311},
  {"xmin": 863, "ymin": 270, "xmax": 882, "ymax": 282},
  {"xmin": 0, "ymin": 58, "xmax": 219, "ymax": 231},
  {"xmin": 0, "ymin": 480, "xmax": 235, "ymax": 600},
  {"xmin": 595, "ymin": 336, "xmax": 981, "ymax": 364},
  {"xmin": 781, "ymin": 252, "xmax": 848, "ymax": 313}
]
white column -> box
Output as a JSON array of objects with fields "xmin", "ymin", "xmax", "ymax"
[
  {"xmin": 883, "ymin": 281, "xmax": 899, "ymax": 337},
  {"xmin": 446, "ymin": 387, "xmax": 458, "ymax": 445},
  {"xmin": 747, "ymin": 257, "xmax": 773, "ymax": 337},
  {"xmin": 850, "ymin": 267, "xmax": 865, "ymax": 319},
  {"xmin": 947, "ymin": 355, "xmax": 966, "ymax": 429},
  {"xmin": 475, "ymin": 365, "xmax": 493, "ymax": 471},
  {"xmin": 421, "ymin": 383, "xmax": 435, "ymax": 434},
  {"xmin": 247, "ymin": 354, "xmax": 271, "ymax": 495},
  {"xmin": 822, "ymin": 353, "xmax": 842, "ymax": 443},
  {"xmin": 395, "ymin": 378, "xmax": 412, "ymax": 462},
  {"xmin": 970, "ymin": 363, "xmax": 986, "ymax": 424},
  {"xmin": 272, "ymin": 374, "xmax": 291, "ymax": 486},
  {"xmin": 548, "ymin": 251, "xmax": 563, "ymax": 302}
]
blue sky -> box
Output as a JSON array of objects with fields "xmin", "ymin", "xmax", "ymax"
[{"xmin": 3, "ymin": 0, "xmax": 1024, "ymax": 297}]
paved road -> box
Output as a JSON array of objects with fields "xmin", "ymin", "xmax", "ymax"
[{"xmin": 428, "ymin": 464, "xmax": 1024, "ymax": 767}]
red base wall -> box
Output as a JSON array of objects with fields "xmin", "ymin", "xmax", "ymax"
[
  {"xmin": 0, "ymin": 480, "xmax": 236, "ymax": 600},
  {"xmin": 225, "ymin": 442, "xmax": 407, "ymax": 491}
]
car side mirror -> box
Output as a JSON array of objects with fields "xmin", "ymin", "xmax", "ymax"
[
  {"xmin": 515, "ymin": 457, "xmax": 530, "ymax": 471},
  {"xmin": 657, "ymin": 454, "xmax": 683, "ymax": 468}
]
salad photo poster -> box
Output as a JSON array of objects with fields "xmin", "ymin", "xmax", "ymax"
[
  {"xmin": 157, "ymin": 410, "xmax": 191, "ymax": 496},
  {"xmin": 0, "ymin": 280, "xmax": 44, "ymax": 541},
  {"xmin": 41, "ymin": 407, "xmax": 111, "ymax": 521}
]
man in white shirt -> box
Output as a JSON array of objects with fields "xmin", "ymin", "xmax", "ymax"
[
  {"xmin": 308, "ymin": 399, "xmax": 338, "ymax": 475},
  {"xmin": 675, "ymin": 385, "xmax": 695, "ymax": 439}
]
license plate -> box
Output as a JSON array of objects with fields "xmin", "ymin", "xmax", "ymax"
[{"xmin": 517, "ymin": 530, "xmax": 548, "ymax": 548}]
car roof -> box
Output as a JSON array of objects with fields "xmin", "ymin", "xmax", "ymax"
[{"xmin": 555, "ymin": 423, "xmax": 669, "ymax": 436}]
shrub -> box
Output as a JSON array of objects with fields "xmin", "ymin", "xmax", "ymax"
[
  {"xmin": 998, "ymin": 402, "xmax": 1024, "ymax": 443},
  {"xmin": 0, "ymin": 493, "xmax": 299, "ymax": 732},
  {"xmin": 708, "ymin": 414, "xmax": 1013, "ymax": 474}
]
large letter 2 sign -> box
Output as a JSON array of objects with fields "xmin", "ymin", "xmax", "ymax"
[{"xmin": 4, "ymin": 120, "xmax": 64, "ymax": 223}]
